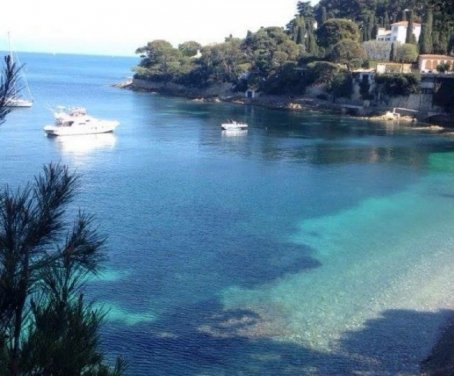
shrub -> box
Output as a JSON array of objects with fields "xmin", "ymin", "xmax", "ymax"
[
  {"xmin": 362, "ymin": 41, "xmax": 392, "ymax": 62},
  {"xmin": 263, "ymin": 62, "xmax": 306, "ymax": 95},
  {"xmin": 375, "ymin": 73, "xmax": 420, "ymax": 96},
  {"xmin": 329, "ymin": 71, "xmax": 353, "ymax": 99},
  {"xmin": 329, "ymin": 40, "xmax": 367, "ymax": 69},
  {"xmin": 395, "ymin": 43, "xmax": 419, "ymax": 63},
  {"xmin": 434, "ymin": 78, "xmax": 454, "ymax": 112},
  {"xmin": 305, "ymin": 61, "xmax": 342, "ymax": 85},
  {"xmin": 436, "ymin": 63, "xmax": 450, "ymax": 73}
]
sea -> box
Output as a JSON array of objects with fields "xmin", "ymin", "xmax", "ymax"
[{"xmin": 2, "ymin": 52, "xmax": 454, "ymax": 375}]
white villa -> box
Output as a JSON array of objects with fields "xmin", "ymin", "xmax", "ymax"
[{"xmin": 376, "ymin": 21, "xmax": 421, "ymax": 44}]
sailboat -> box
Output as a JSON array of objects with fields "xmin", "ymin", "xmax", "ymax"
[{"xmin": 5, "ymin": 33, "xmax": 32, "ymax": 108}]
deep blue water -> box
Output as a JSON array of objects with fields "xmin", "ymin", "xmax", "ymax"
[{"xmin": 2, "ymin": 52, "xmax": 454, "ymax": 375}]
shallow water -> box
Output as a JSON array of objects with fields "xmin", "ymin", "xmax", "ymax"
[{"xmin": 1, "ymin": 53, "xmax": 454, "ymax": 375}]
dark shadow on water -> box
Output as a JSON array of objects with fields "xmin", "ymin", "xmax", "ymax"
[
  {"xmin": 438, "ymin": 193, "xmax": 454, "ymax": 199},
  {"xmin": 102, "ymin": 302, "xmax": 454, "ymax": 376},
  {"xmin": 90, "ymin": 234, "xmax": 321, "ymax": 315}
]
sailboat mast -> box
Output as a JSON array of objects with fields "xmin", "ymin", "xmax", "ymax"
[{"xmin": 7, "ymin": 32, "xmax": 13, "ymax": 63}]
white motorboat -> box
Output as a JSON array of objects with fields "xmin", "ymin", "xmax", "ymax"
[
  {"xmin": 221, "ymin": 120, "xmax": 248, "ymax": 130},
  {"xmin": 43, "ymin": 107, "xmax": 119, "ymax": 136}
]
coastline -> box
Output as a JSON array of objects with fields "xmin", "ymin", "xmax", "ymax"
[{"xmin": 118, "ymin": 79, "xmax": 453, "ymax": 129}]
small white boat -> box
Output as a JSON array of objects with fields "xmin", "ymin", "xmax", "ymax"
[
  {"xmin": 5, "ymin": 33, "xmax": 33, "ymax": 108},
  {"xmin": 221, "ymin": 120, "xmax": 248, "ymax": 130},
  {"xmin": 43, "ymin": 107, "xmax": 119, "ymax": 136},
  {"xmin": 5, "ymin": 97, "xmax": 33, "ymax": 108}
]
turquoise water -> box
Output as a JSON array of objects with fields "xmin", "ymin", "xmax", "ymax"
[{"xmin": 2, "ymin": 53, "xmax": 454, "ymax": 375}]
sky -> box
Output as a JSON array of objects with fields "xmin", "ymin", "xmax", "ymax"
[{"xmin": 0, "ymin": 0, "xmax": 309, "ymax": 56}]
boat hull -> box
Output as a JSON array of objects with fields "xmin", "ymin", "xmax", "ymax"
[
  {"xmin": 5, "ymin": 98, "xmax": 33, "ymax": 108},
  {"xmin": 44, "ymin": 121, "xmax": 119, "ymax": 136},
  {"xmin": 221, "ymin": 123, "xmax": 248, "ymax": 130}
]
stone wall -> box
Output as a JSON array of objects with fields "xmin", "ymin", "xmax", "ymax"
[{"xmin": 385, "ymin": 93, "xmax": 443, "ymax": 115}]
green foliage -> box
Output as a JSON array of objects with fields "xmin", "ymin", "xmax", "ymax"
[
  {"xmin": 263, "ymin": 62, "xmax": 306, "ymax": 95},
  {"xmin": 384, "ymin": 12, "xmax": 390, "ymax": 29},
  {"xmin": 0, "ymin": 56, "xmax": 20, "ymax": 124},
  {"xmin": 449, "ymin": 34, "xmax": 454, "ymax": 55},
  {"xmin": 0, "ymin": 164, "xmax": 123, "ymax": 376},
  {"xmin": 317, "ymin": 18, "xmax": 361, "ymax": 48},
  {"xmin": 329, "ymin": 71, "xmax": 353, "ymax": 100},
  {"xmin": 329, "ymin": 40, "xmax": 367, "ymax": 69},
  {"xmin": 433, "ymin": 78, "xmax": 454, "ymax": 112},
  {"xmin": 242, "ymin": 27, "xmax": 302, "ymax": 83},
  {"xmin": 361, "ymin": 13, "xmax": 376, "ymax": 42},
  {"xmin": 178, "ymin": 41, "xmax": 202, "ymax": 57},
  {"xmin": 135, "ymin": 40, "xmax": 186, "ymax": 81},
  {"xmin": 297, "ymin": 1, "xmax": 315, "ymax": 18},
  {"xmin": 363, "ymin": 40, "xmax": 392, "ymax": 61},
  {"xmin": 196, "ymin": 38, "xmax": 247, "ymax": 85},
  {"xmin": 320, "ymin": 7, "xmax": 328, "ymax": 24},
  {"xmin": 436, "ymin": 63, "xmax": 450, "ymax": 72},
  {"xmin": 316, "ymin": 0, "xmax": 454, "ymax": 54},
  {"xmin": 375, "ymin": 73, "xmax": 420, "ymax": 96},
  {"xmin": 419, "ymin": 8, "xmax": 433, "ymax": 54},
  {"xmin": 405, "ymin": 11, "xmax": 417, "ymax": 44},
  {"xmin": 21, "ymin": 295, "xmax": 125, "ymax": 376},
  {"xmin": 132, "ymin": 0, "xmax": 453, "ymax": 96},
  {"xmin": 304, "ymin": 61, "xmax": 343, "ymax": 85},
  {"xmin": 288, "ymin": 16, "xmax": 306, "ymax": 45},
  {"xmin": 433, "ymin": 29, "xmax": 450, "ymax": 54},
  {"xmin": 359, "ymin": 75, "xmax": 373, "ymax": 99},
  {"xmin": 390, "ymin": 42, "xmax": 397, "ymax": 61},
  {"xmin": 395, "ymin": 43, "xmax": 419, "ymax": 63}
]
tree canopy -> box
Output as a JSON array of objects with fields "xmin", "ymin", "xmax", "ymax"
[
  {"xmin": 329, "ymin": 39, "xmax": 367, "ymax": 69},
  {"xmin": 317, "ymin": 19, "xmax": 361, "ymax": 48},
  {"xmin": 133, "ymin": 0, "xmax": 453, "ymax": 97}
]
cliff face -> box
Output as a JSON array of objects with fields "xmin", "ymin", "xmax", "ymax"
[{"xmin": 132, "ymin": 78, "xmax": 236, "ymax": 99}]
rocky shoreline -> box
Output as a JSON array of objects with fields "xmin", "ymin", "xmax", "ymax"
[{"xmin": 116, "ymin": 78, "xmax": 453, "ymax": 129}]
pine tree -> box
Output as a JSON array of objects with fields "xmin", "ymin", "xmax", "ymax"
[
  {"xmin": 432, "ymin": 31, "xmax": 440, "ymax": 52},
  {"xmin": 306, "ymin": 28, "xmax": 318, "ymax": 56},
  {"xmin": 0, "ymin": 164, "xmax": 125, "ymax": 376},
  {"xmin": 372, "ymin": 23, "xmax": 379, "ymax": 39},
  {"xmin": 0, "ymin": 56, "xmax": 20, "ymax": 124},
  {"xmin": 406, "ymin": 11, "xmax": 417, "ymax": 44},
  {"xmin": 390, "ymin": 42, "xmax": 397, "ymax": 61},
  {"xmin": 367, "ymin": 14, "xmax": 375, "ymax": 40},
  {"xmin": 384, "ymin": 12, "xmax": 390, "ymax": 29},
  {"xmin": 402, "ymin": 10, "xmax": 408, "ymax": 22},
  {"xmin": 448, "ymin": 34, "xmax": 454, "ymax": 55},
  {"xmin": 438, "ymin": 30, "xmax": 449, "ymax": 54},
  {"xmin": 419, "ymin": 8, "xmax": 433, "ymax": 54},
  {"xmin": 321, "ymin": 7, "xmax": 327, "ymax": 24}
]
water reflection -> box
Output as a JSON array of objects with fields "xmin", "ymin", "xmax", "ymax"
[
  {"xmin": 221, "ymin": 129, "xmax": 248, "ymax": 138},
  {"xmin": 50, "ymin": 133, "xmax": 117, "ymax": 155}
]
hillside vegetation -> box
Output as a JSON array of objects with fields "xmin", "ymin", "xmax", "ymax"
[{"xmin": 134, "ymin": 0, "xmax": 453, "ymax": 97}]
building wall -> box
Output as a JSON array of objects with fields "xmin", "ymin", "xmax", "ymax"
[
  {"xmin": 392, "ymin": 24, "xmax": 421, "ymax": 44},
  {"xmin": 419, "ymin": 56, "xmax": 454, "ymax": 72},
  {"xmin": 377, "ymin": 23, "xmax": 421, "ymax": 44}
]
